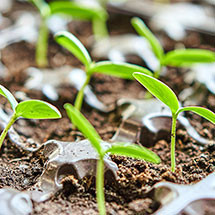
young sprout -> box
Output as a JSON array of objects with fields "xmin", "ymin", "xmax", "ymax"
[
  {"xmin": 131, "ymin": 17, "xmax": 215, "ymax": 77},
  {"xmin": 133, "ymin": 72, "xmax": 215, "ymax": 172},
  {"xmin": 29, "ymin": 0, "xmax": 108, "ymax": 67},
  {"xmin": 49, "ymin": 1, "xmax": 108, "ymax": 41},
  {"xmin": 29, "ymin": 0, "xmax": 50, "ymax": 67},
  {"xmin": 55, "ymin": 31, "xmax": 152, "ymax": 111},
  {"xmin": 64, "ymin": 103, "xmax": 160, "ymax": 215},
  {"xmin": 0, "ymin": 85, "xmax": 61, "ymax": 149}
]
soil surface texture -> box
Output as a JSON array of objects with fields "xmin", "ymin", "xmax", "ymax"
[{"xmin": 0, "ymin": 1, "xmax": 214, "ymax": 215}]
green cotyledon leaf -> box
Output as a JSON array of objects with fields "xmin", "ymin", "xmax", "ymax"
[
  {"xmin": 176, "ymin": 106, "xmax": 215, "ymax": 124},
  {"xmin": 133, "ymin": 72, "xmax": 179, "ymax": 114},
  {"xmin": 105, "ymin": 142, "xmax": 160, "ymax": 164},
  {"xmin": 131, "ymin": 17, "xmax": 164, "ymax": 61},
  {"xmin": 49, "ymin": 1, "xmax": 107, "ymax": 21},
  {"xmin": 54, "ymin": 31, "xmax": 92, "ymax": 68},
  {"xmin": 64, "ymin": 103, "xmax": 103, "ymax": 155},
  {"xmin": 0, "ymin": 85, "xmax": 18, "ymax": 111},
  {"xmin": 162, "ymin": 49, "xmax": 215, "ymax": 67},
  {"xmin": 15, "ymin": 100, "xmax": 61, "ymax": 119},
  {"xmin": 88, "ymin": 61, "xmax": 152, "ymax": 79}
]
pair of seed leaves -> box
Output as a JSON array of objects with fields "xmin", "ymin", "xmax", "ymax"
[
  {"xmin": 54, "ymin": 31, "xmax": 152, "ymax": 79},
  {"xmin": 133, "ymin": 73, "xmax": 215, "ymax": 124},
  {"xmin": 131, "ymin": 17, "xmax": 215, "ymax": 67},
  {"xmin": 0, "ymin": 85, "xmax": 61, "ymax": 120}
]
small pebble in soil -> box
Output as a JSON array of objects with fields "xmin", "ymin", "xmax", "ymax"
[{"xmin": 128, "ymin": 198, "xmax": 153, "ymax": 213}]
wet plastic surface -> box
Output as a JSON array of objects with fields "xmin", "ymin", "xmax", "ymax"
[
  {"xmin": 0, "ymin": 188, "xmax": 32, "ymax": 215},
  {"xmin": 29, "ymin": 139, "xmax": 118, "ymax": 202},
  {"xmin": 92, "ymin": 34, "xmax": 159, "ymax": 71},
  {"xmin": 0, "ymin": 108, "xmax": 40, "ymax": 152},
  {"xmin": 0, "ymin": 11, "xmax": 69, "ymax": 50},
  {"xmin": 0, "ymin": 12, "xmax": 38, "ymax": 49},
  {"xmin": 149, "ymin": 172, "xmax": 215, "ymax": 215},
  {"xmin": 108, "ymin": 1, "xmax": 215, "ymax": 39},
  {"xmin": 112, "ymin": 98, "xmax": 213, "ymax": 146},
  {"xmin": 25, "ymin": 66, "xmax": 109, "ymax": 111}
]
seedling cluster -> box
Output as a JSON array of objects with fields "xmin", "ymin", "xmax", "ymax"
[
  {"xmin": 53, "ymin": 20, "xmax": 214, "ymax": 212},
  {"xmin": 1, "ymin": 3, "xmax": 215, "ymax": 214}
]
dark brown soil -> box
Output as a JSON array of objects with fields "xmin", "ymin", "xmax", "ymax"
[{"xmin": 0, "ymin": 1, "xmax": 214, "ymax": 215}]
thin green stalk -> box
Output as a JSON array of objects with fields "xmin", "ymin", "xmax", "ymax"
[
  {"xmin": 153, "ymin": 64, "xmax": 162, "ymax": 78},
  {"xmin": 96, "ymin": 156, "xmax": 106, "ymax": 215},
  {"xmin": 0, "ymin": 113, "xmax": 17, "ymax": 149},
  {"xmin": 74, "ymin": 73, "xmax": 92, "ymax": 111},
  {"xmin": 36, "ymin": 18, "xmax": 49, "ymax": 67},
  {"xmin": 92, "ymin": 18, "xmax": 109, "ymax": 41},
  {"xmin": 170, "ymin": 114, "xmax": 177, "ymax": 172},
  {"xmin": 98, "ymin": 0, "xmax": 108, "ymax": 9}
]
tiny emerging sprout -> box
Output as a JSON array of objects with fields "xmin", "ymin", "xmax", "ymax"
[
  {"xmin": 64, "ymin": 103, "xmax": 160, "ymax": 215},
  {"xmin": 133, "ymin": 72, "xmax": 215, "ymax": 172},
  {"xmin": 0, "ymin": 85, "xmax": 61, "ymax": 149},
  {"xmin": 55, "ymin": 31, "xmax": 152, "ymax": 111},
  {"xmin": 29, "ymin": 0, "xmax": 108, "ymax": 67},
  {"xmin": 131, "ymin": 17, "xmax": 215, "ymax": 77}
]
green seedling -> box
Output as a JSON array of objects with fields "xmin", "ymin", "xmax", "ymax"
[
  {"xmin": 55, "ymin": 31, "xmax": 152, "ymax": 111},
  {"xmin": 49, "ymin": 1, "xmax": 108, "ymax": 41},
  {"xmin": 131, "ymin": 17, "xmax": 215, "ymax": 77},
  {"xmin": 0, "ymin": 85, "xmax": 61, "ymax": 149},
  {"xmin": 64, "ymin": 103, "xmax": 160, "ymax": 215},
  {"xmin": 133, "ymin": 72, "xmax": 215, "ymax": 172},
  {"xmin": 29, "ymin": 0, "xmax": 50, "ymax": 67},
  {"xmin": 29, "ymin": 0, "xmax": 108, "ymax": 67}
]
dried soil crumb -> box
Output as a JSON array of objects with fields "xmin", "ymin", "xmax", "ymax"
[{"xmin": 128, "ymin": 198, "xmax": 153, "ymax": 213}]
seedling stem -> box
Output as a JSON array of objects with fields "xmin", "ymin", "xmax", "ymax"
[
  {"xmin": 74, "ymin": 73, "xmax": 92, "ymax": 111},
  {"xmin": 0, "ymin": 85, "xmax": 61, "ymax": 149},
  {"xmin": 36, "ymin": 18, "xmax": 49, "ymax": 67},
  {"xmin": 98, "ymin": 0, "xmax": 108, "ymax": 9},
  {"xmin": 64, "ymin": 103, "xmax": 160, "ymax": 215},
  {"xmin": 0, "ymin": 113, "xmax": 17, "ymax": 149},
  {"xmin": 133, "ymin": 72, "xmax": 215, "ymax": 172},
  {"xmin": 96, "ymin": 155, "xmax": 106, "ymax": 215},
  {"xmin": 170, "ymin": 114, "xmax": 177, "ymax": 172},
  {"xmin": 154, "ymin": 64, "xmax": 162, "ymax": 79}
]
